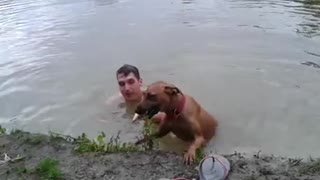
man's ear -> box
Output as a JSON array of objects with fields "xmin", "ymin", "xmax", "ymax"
[{"xmin": 164, "ymin": 86, "xmax": 181, "ymax": 96}]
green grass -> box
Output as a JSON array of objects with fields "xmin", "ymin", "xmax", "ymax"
[
  {"xmin": 140, "ymin": 119, "xmax": 159, "ymax": 150},
  {"xmin": 10, "ymin": 129, "xmax": 25, "ymax": 138},
  {"xmin": 299, "ymin": 158, "xmax": 320, "ymax": 175},
  {"xmin": 73, "ymin": 131, "xmax": 140, "ymax": 153},
  {"xmin": 0, "ymin": 125, "xmax": 6, "ymax": 135},
  {"xmin": 195, "ymin": 148, "xmax": 206, "ymax": 164},
  {"xmin": 73, "ymin": 118, "xmax": 161, "ymax": 153},
  {"xmin": 35, "ymin": 158, "xmax": 63, "ymax": 180}
]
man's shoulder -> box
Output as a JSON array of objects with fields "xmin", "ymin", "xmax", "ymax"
[
  {"xmin": 105, "ymin": 86, "xmax": 145, "ymax": 107},
  {"xmin": 105, "ymin": 92, "xmax": 123, "ymax": 106}
]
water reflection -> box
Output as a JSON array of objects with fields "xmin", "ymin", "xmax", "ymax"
[
  {"xmin": 295, "ymin": 0, "xmax": 320, "ymax": 37},
  {"xmin": 305, "ymin": 50, "xmax": 320, "ymax": 57},
  {"xmin": 92, "ymin": 0, "xmax": 118, "ymax": 6},
  {"xmin": 230, "ymin": 0, "xmax": 320, "ymax": 38},
  {"xmin": 182, "ymin": 0, "xmax": 193, "ymax": 4}
]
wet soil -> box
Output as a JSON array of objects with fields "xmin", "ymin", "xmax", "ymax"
[{"xmin": 0, "ymin": 131, "xmax": 319, "ymax": 180}]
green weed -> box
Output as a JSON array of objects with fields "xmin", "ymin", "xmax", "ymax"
[
  {"xmin": 299, "ymin": 158, "xmax": 320, "ymax": 175},
  {"xmin": 195, "ymin": 148, "xmax": 206, "ymax": 164},
  {"xmin": 139, "ymin": 119, "xmax": 159, "ymax": 150},
  {"xmin": 0, "ymin": 125, "xmax": 6, "ymax": 135},
  {"xmin": 74, "ymin": 131, "xmax": 140, "ymax": 153},
  {"xmin": 35, "ymin": 158, "xmax": 63, "ymax": 180},
  {"xmin": 10, "ymin": 129, "xmax": 24, "ymax": 138}
]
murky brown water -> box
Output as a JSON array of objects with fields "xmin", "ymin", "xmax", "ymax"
[{"xmin": 1, "ymin": 0, "xmax": 320, "ymax": 158}]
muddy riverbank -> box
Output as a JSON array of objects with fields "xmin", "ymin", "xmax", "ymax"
[{"xmin": 0, "ymin": 129, "xmax": 320, "ymax": 180}]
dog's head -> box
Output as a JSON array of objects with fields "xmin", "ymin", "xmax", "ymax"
[{"xmin": 133, "ymin": 81, "xmax": 182, "ymax": 121}]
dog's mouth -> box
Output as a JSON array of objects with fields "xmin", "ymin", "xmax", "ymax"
[{"xmin": 132, "ymin": 105, "xmax": 160, "ymax": 122}]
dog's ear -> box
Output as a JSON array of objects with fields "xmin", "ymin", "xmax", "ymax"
[{"xmin": 164, "ymin": 85, "xmax": 181, "ymax": 96}]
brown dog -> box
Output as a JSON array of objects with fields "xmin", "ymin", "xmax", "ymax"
[{"xmin": 132, "ymin": 81, "xmax": 218, "ymax": 164}]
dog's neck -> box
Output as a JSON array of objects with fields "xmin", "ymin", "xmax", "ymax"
[{"xmin": 166, "ymin": 94, "xmax": 186, "ymax": 119}]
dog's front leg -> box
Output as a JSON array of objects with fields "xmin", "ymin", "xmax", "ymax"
[{"xmin": 184, "ymin": 135, "xmax": 205, "ymax": 165}]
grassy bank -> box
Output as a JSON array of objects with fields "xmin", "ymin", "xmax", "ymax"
[{"xmin": 0, "ymin": 125, "xmax": 320, "ymax": 180}]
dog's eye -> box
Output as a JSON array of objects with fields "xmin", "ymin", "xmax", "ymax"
[{"xmin": 146, "ymin": 93, "xmax": 157, "ymax": 101}]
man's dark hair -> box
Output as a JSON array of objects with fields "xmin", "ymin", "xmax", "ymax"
[{"xmin": 116, "ymin": 64, "xmax": 140, "ymax": 79}]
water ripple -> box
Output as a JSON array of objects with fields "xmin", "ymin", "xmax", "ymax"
[
  {"xmin": 0, "ymin": 0, "xmax": 320, "ymax": 158},
  {"xmin": 229, "ymin": 0, "xmax": 320, "ymax": 38}
]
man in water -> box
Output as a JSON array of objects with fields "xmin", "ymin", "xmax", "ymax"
[
  {"xmin": 116, "ymin": 64, "xmax": 143, "ymax": 106},
  {"xmin": 108, "ymin": 64, "xmax": 143, "ymax": 112},
  {"xmin": 106, "ymin": 64, "xmax": 163, "ymax": 121},
  {"xmin": 106, "ymin": 64, "xmax": 188, "ymax": 153}
]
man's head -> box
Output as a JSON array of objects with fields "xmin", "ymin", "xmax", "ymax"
[{"xmin": 116, "ymin": 64, "xmax": 143, "ymax": 102}]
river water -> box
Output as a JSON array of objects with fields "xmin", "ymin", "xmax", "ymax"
[{"xmin": 1, "ymin": 0, "xmax": 320, "ymax": 158}]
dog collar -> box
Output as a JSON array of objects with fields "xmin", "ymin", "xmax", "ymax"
[{"xmin": 172, "ymin": 95, "xmax": 186, "ymax": 117}]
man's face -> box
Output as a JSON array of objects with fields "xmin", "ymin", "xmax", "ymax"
[{"xmin": 117, "ymin": 72, "xmax": 142, "ymax": 102}]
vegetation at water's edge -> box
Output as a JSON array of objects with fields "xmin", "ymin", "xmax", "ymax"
[
  {"xmin": 72, "ymin": 131, "xmax": 140, "ymax": 153},
  {"xmin": 0, "ymin": 125, "xmax": 6, "ymax": 135},
  {"xmin": 1, "ymin": 122, "xmax": 206, "ymax": 164},
  {"xmin": 2, "ymin": 124, "xmax": 320, "ymax": 179},
  {"xmin": 299, "ymin": 157, "xmax": 320, "ymax": 175}
]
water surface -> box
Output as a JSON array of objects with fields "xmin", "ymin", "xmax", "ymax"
[{"xmin": 1, "ymin": 0, "xmax": 320, "ymax": 158}]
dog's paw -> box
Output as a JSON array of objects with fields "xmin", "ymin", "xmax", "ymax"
[{"xmin": 183, "ymin": 150, "xmax": 196, "ymax": 165}]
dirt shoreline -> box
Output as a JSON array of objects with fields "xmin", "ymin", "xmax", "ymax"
[{"xmin": 0, "ymin": 130, "xmax": 319, "ymax": 180}]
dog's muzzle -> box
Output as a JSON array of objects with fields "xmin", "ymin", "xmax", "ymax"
[{"xmin": 132, "ymin": 105, "xmax": 160, "ymax": 122}]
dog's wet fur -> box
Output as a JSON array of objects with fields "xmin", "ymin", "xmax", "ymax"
[{"xmin": 134, "ymin": 81, "xmax": 218, "ymax": 164}]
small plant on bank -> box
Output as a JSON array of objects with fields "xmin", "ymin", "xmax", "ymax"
[
  {"xmin": 73, "ymin": 117, "xmax": 162, "ymax": 153},
  {"xmin": 35, "ymin": 158, "xmax": 63, "ymax": 180},
  {"xmin": 139, "ymin": 119, "xmax": 159, "ymax": 150},
  {"xmin": 74, "ymin": 131, "xmax": 140, "ymax": 153},
  {"xmin": 299, "ymin": 158, "xmax": 320, "ymax": 175},
  {"xmin": 10, "ymin": 129, "xmax": 25, "ymax": 139},
  {"xmin": 195, "ymin": 148, "xmax": 206, "ymax": 164},
  {"xmin": 0, "ymin": 125, "xmax": 6, "ymax": 136}
]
